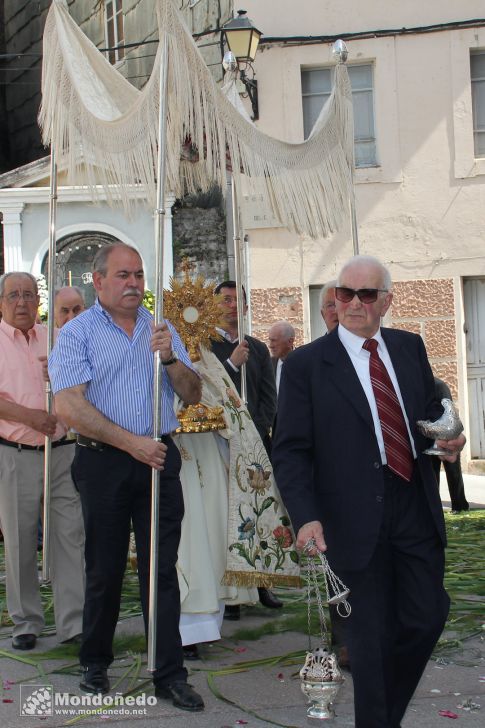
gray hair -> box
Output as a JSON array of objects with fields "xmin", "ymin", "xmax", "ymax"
[
  {"xmin": 92, "ymin": 243, "xmax": 139, "ymax": 276},
  {"xmin": 337, "ymin": 255, "xmax": 392, "ymax": 291},
  {"xmin": 269, "ymin": 320, "xmax": 295, "ymax": 340},
  {"xmin": 54, "ymin": 285, "xmax": 85, "ymax": 301},
  {"xmin": 319, "ymin": 279, "xmax": 337, "ymax": 310},
  {"xmin": 0, "ymin": 272, "xmax": 38, "ymax": 297}
]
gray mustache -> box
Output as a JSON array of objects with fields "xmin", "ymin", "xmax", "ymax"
[{"xmin": 122, "ymin": 288, "xmax": 141, "ymax": 297}]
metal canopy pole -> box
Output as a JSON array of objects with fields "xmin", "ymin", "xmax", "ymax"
[
  {"xmin": 332, "ymin": 39, "xmax": 359, "ymax": 256},
  {"xmin": 42, "ymin": 144, "xmax": 58, "ymax": 583},
  {"xmin": 147, "ymin": 32, "xmax": 169, "ymax": 674},
  {"xmin": 350, "ymin": 194, "xmax": 360, "ymax": 256},
  {"xmin": 243, "ymin": 234, "xmax": 252, "ymax": 335},
  {"xmin": 231, "ymin": 176, "xmax": 247, "ymax": 404}
]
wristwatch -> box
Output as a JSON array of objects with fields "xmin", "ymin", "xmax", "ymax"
[{"xmin": 161, "ymin": 350, "xmax": 178, "ymax": 366}]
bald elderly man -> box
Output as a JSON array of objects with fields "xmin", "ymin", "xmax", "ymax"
[
  {"xmin": 268, "ymin": 320, "xmax": 295, "ymax": 395},
  {"xmin": 54, "ymin": 286, "xmax": 85, "ymax": 329},
  {"xmin": 319, "ymin": 279, "xmax": 338, "ymax": 333},
  {"xmin": 274, "ymin": 255, "xmax": 465, "ymax": 728}
]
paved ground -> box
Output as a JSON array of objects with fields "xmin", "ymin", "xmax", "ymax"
[
  {"xmin": 439, "ymin": 471, "xmax": 485, "ymax": 512},
  {"xmin": 0, "ymin": 473, "xmax": 482, "ymax": 728}
]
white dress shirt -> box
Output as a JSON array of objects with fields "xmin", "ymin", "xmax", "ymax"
[
  {"xmin": 275, "ymin": 358, "xmax": 283, "ymax": 394},
  {"xmin": 215, "ymin": 326, "xmax": 239, "ymax": 372},
  {"xmin": 337, "ymin": 324, "xmax": 417, "ymax": 464}
]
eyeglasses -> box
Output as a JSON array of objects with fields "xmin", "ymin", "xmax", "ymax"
[
  {"xmin": 335, "ymin": 287, "xmax": 388, "ymax": 304},
  {"xmin": 3, "ymin": 291, "xmax": 37, "ymax": 303}
]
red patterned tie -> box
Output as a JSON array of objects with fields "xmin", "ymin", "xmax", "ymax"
[{"xmin": 363, "ymin": 338, "xmax": 414, "ymax": 482}]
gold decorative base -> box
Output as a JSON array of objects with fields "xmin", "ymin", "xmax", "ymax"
[{"xmin": 175, "ymin": 403, "xmax": 226, "ymax": 433}]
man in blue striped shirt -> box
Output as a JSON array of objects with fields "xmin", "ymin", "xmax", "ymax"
[{"xmin": 49, "ymin": 243, "xmax": 203, "ymax": 711}]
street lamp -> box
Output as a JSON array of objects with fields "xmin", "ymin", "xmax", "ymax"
[{"xmin": 222, "ymin": 10, "xmax": 262, "ymax": 120}]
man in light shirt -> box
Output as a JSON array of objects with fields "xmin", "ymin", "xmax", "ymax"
[
  {"xmin": 273, "ymin": 255, "xmax": 465, "ymax": 728},
  {"xmin": 268, "ymin": 320, "xmax": 295, "ymax": 395},
  {"xmin": 49, "ymin": 244, "xmax": 204, "ymax": 711},
  {"xmin": 0, "ymin": 272, "xmax": 84, "ymax": 651}
]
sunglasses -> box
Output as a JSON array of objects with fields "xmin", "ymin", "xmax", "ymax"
[{"xmin": 335, "ymin": 287, "xmax": 388, "ymax": 304}]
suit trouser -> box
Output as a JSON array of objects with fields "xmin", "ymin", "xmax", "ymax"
[
  {"xmin": 430, "ymin": 455, "xmax": 469, "ymax": 511},
  {"xmin": 0, "ymin": 442, "xmax": 85, "ymax": 641},
  {"xmin": 71, "ymin": 436, "xmax": 187, "ymax": 687},
  {"xmin": 340, "ymin": 467, "xmax": 449, "ymax": 728}
]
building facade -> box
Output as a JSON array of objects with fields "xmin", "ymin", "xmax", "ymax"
[
  {"xmin": 241, "ymin": 0, "xmax": 485, "ymax": 468},
  {"xmin": 0, "ymin": 0, "xmax": 231, "ymax": 290},
  {"xmin": 1, "ymin": 1, "xmax": 484, "ymax": 467}
]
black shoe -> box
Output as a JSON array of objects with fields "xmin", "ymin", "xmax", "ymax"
[
  {"xmin": 12, "ymin": 634, "xmax": 36, "ymax": 650},
  {"xmin": 183, "ymin": 644, "xmax": 200, "ymax": 661},
  {"xmin": 451, "ymin": 503, "xmax": 469, "ymax": 513},
  {"xmin": 80, "ymin": 666, "xmax": 110, "ymax": 695},
  {"xmin": 155, "ymin": 681, "xmax": 204, "ymax": 712},
  {"xmin": 258, "ymin": 587, "xmax": 283, "ymax": 609},
  {"xmin": 224, "ymin": 604, "xmax": 241, "ymax": 621},
  {"xmin": 61, "ymin": 633, "xmax": 82, "ymax": 645}
]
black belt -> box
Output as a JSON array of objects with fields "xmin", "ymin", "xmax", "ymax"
[
  {"xmin": 0, "ymin": 436, "xmax": 72, "ymax": 452},
  {"xmin": 76, "ymin": 435, "xmax": 112, "ymax": 451},
  {"xmin": 77, "ymin": 434, "xmax": 172, "ymax": 452}
]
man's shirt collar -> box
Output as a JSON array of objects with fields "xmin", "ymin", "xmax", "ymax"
[
  {"xmin": 215, "ymin": 326, "xmax": 239, "ymax": 344},
  {"xmin": 94, "ymin": 298, "xmax": 152, "ymax": 324},
  {"xmin": 338, "ymin": 323, "xmax": 383, "ymax": 355},
  {"xmin": 0, "ymin": 317, "xmax": 39, "ymax": 341}
]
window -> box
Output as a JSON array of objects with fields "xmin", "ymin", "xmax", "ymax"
[
  {"xmin": 471, "ymin": 52, "xmax": 485, "ymax": 158},
  {"xmin": 105, "ymin": 0, "xmax": 124, "ymax": 65},
  {"xmin": 302, "ymin": 64, "xmax": 377, "ymax": 167}
]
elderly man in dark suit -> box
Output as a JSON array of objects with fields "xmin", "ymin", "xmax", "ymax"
[
  {"xmin": 272, "ymin": 255, "xmax": 465, "ymax": 728},
  {"xmin": 268, "ymin": 320, "xmax": 295, "ymax": 395}
]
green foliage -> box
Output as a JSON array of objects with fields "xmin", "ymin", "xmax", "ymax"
[
  {"xmin": 0, "ymin": 510, "xmax": 482, "ymax": 670},
  {"xmin": 231, "ymin": 510, "xmax": 485, "ymax": 654},
  {"xmin": 36, "ymin": 274, "xmax": 49, "ymax": 322},
  {"xmin": 142, "ymin": 289, "xmax": 154, "ymax": 314}
]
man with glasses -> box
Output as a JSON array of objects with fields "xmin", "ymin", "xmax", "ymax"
[
  {"xmin": 0, "ymin": 272, "xmax": 85, "ymax": 651},
  {"xmin": 212, "ymin": 281, "xmax": 277, "ymax": 453},
  {"xmin": 319, "ymin": 279, "xmax": 338, "ymax": 333},
  {"xmin": 273, "ymin": 255, "xmax": 465, "ymax": 728},
  {"xmin": 318, "ymin": 278, "xmax": 350, "ymax": 668},
  {"xmin": 211, "ymin": 280, "xmax": 281, "ymax": 614}
]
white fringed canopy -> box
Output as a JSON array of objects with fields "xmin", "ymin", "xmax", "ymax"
[{"xmin": 39, "ymin": 0, "xmax": 355, "ymax": 239}]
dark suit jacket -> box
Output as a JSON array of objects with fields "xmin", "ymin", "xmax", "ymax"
[
  {"xmin": 272, "ymin": 326, "xmax": 445, "ymax": 573},
  {"xmin": 210, "ymin": 335, "xmax": 277, "ymax": 441}
]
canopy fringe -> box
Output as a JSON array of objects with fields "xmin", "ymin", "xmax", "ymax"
[{"xmin": 39, "ymin": 0, "xmax": 354, "ymax": 239}]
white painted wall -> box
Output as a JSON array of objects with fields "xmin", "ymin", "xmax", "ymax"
[
  {"xmin": 0, "ymin": 188, "xmax": 174, "ymax": 292},
  {"xmin": 243, "ymin": 1, "xmax": 485, "ymax": 39},
  {"xmin": 239, "ymin": 2, "xmax": 485, "ymax": 295}
]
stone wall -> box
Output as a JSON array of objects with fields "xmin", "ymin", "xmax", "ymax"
[
  {"xmin": 1, "ymin": 0, "xmax": 231, "ymax": 173},
  {"xmin": 172, "ymin": 201, "xmax": 227, "ymax": 282},
  {"xmin": 2, "ymin": 0, "xmax": 49, "ymax": 170},
  {"xmin": 247, "ymin": 278, "xmax": 458, "ymax": 396},
  {"xmin": 390, "ymin": 278, "xmax": 457, "ymax": 397},
  {"xmin": 251, "ymin": 287, "xmax": 304, "ymax": 347}
]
